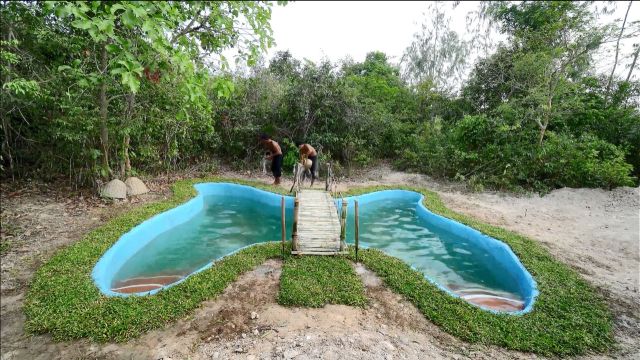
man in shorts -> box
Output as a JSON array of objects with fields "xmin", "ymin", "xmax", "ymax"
[
  {"xmin": 295, "ymin": 141, "xmax": 318, "ymax": 186},
  {"xmin": 260, "ymin": 134, "xmax": 283, "ymax": 185}
]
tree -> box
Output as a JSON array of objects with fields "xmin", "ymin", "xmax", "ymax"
[
  {"xmin": 606, "ymin": 1, "xmax": 633, "ymax": 99},
  {"xmin": 485, "ymin": 1, "xmax": 610, "ymax": 145},
  {"xmin": 47, "ymin": 1, "xmax": 277, "ymax": 176},
  {"xmin": 627, "ymin": 43, "xmax": 639, "ymax": 82},
  {"xmin": 401, "ymin": 1, "xmax": 469, "ymax": 93}
]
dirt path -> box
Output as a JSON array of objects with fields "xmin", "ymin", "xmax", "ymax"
[{"xmin": 1, "ymin": 169, "xmax": 638, "ymax": 359}]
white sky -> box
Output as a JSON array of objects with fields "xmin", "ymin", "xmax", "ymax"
[
  {"xmin": 266, "ymin": 1, "xmax": 479, "ymax": 64},
  {"xmin": 226, "ymin": 1, "xmax": 639, "ymax": 81}
]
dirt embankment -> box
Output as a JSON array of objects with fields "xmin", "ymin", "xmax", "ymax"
[{"xmin": 1, "ymin": 169, "xmax": 639, "ymax": 359}]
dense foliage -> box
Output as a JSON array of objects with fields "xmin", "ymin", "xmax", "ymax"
[
  {"xmin": 1, "ymin": 1, "xmax": 277, "ymax": 184},
  {"xmin": 1, "ymin": 1, "xmax": 638, "ymax": 191}
]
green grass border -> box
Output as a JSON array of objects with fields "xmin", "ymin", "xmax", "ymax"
[
  {"xmin": 24, "ymin": 177, "xmax": 288, "ymax": 342},
  {"xmin": 278, "ymin": 255, "xmax": 367, "ymax": 307},
  {"xmin": 342, "ymin": 185, "xmax": 614, "ymax": 355},
  {"xmin": 24, "ymin": 179, "xmax": 614, "ymax": 356}
]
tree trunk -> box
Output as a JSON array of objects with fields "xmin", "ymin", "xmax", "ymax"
[
  {"xmin": 123, "ymin": 134, "xmax": 131, "ymax": 176},
  {"xmin": 538, "ymin": 122, "xmax": 547, "ymax": 146},
  {"xmin": 99, "ymin": 43, "xmax": 110, "ymax": 176},
  {"xmin": 122, "ymin": 92, "xmax": 135, "ymax": 177},
  {"xmin": 626, "ymin": 44, "xmax": 639, "ymax": 82},
  {"xmin": 1, "ymin": 17, "xmax": 15, "ymax": 179},
  {"xmin": 606, "ymin": 1, "xmax": 632, "ymax": 98},
  {"xmin": 1, "ymin": 116, "xmax": 13, "ymax": 180},
  {"xmin": 538, "ymin": 95, "xmax": 552, "ymax": 146}
]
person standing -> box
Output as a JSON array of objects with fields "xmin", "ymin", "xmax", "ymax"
[
  {"xmin": 295, "ymin": 141, "xmax": 318, "ymax": 186},
  {"xmin": 260, "ymin": 134, "xmax": 283, "ymax": 185}
]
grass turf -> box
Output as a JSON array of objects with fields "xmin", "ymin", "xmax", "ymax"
[
  {"xmin": 24, "ymin": 177, "xmax": 288, "ymax": 342},
  {"xmin": 24, "ymin": 179, "xmax": 615, "ymax": 356},
  {"xmin": 343, "ymin": 185, "xmax": 614, "ymax": 356},
  {"xmin": 278, "ymin": 255, "xmax": 367, "ymax": 307}
]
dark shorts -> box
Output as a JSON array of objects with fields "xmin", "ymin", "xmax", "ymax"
[
  {"xmin": 308, "ymin": 155, "xmax": 318, "ymax": 178},
  {"xmin": 271, "ymin": 154, "xmax": 283, "ymax": 178}
]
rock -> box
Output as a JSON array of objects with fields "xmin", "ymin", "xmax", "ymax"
[
  {"xmin": 241, "ymin": 333, "xmax": 247, "ymax": 339},
  {"xmin": 381, "ymin": 340, "xmax": 395, "ymax": 351},
  {"xmin": 250, "ymin": 311, "xmax": 259, "ymax": 320},
  {"xmin": 234, "ymin": 347, "xmax": 245, "ymax": 353},
  {"xmin": 125, "ymin": 177, "xmax": 149, "ymax": 196},
  {"xmin": 283, "ymin": 349, "xmax": 301, "ymax": 359},
  {"xmin": 253, "ymin": 329, "xmax": 259, "ymax": 336},
  {"xmin": 100, "ymin": 179, "xmax": 127, "ymax": 199}
]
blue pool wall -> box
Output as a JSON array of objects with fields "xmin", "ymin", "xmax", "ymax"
[
  {"xmin": 93, "ymin": 183, "xmax": 537, "ymax": 315},
  {"xmin": 340, "ymin": 189, "xmax": 538, "ymax": 315},
  {"xmin": 92, "ymin": 183, "xmax": 294, "ymax": 297}
]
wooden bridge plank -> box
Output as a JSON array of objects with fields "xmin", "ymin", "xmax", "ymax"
[{"xmin": 294, "ymin": 189, "xmax": 344, "ymax": 255}]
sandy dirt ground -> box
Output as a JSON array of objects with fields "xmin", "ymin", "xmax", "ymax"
[{"xmin": 1, "ymin": 166, "xmax": 638, "ymax": 359}]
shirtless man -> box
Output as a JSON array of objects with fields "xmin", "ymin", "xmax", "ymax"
[
  {"xmin": 295, "ymin": 141, "xmax": 318, "ymax": 186},
  {"xmin": 260, "ymin": 134, "xmax": 283, "ymax": 185}
]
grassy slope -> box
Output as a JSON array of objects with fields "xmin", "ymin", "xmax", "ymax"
[
  {"xmin": 24, "ymin": 177, "xmax": 288, "ymax": 342},
  {"xmin": 343, "ymin": 185, "xmax": 614, "ymax": 355},
  {"xmin": 278, "ymin": 255, "xmax": 367, "ymax": 308},
  {"xmin": 24, "ymin": 179, "xmax": 614, "ymax": 356}
]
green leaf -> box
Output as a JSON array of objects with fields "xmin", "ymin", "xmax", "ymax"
[
  {"xmin": 110, "ymin": 67, "xmax": 127, "ymax": 75},
  {"xmin": 110, "ymin": 4, "xmax": 126, "ymax": 14},
  {"xmin": 54, "ymin": 4, "xmax": 72, "ymax": 18},
  {"xmin": 105, "ymin": 44, "xmax": 120, "ymax": 53},
  {"xmin": 117, "ymin": 59, "xmax": 132, "ymax": 71},
  {"xmin": 121, "ymin": 72, "xmax": 140, "ymax": 93},
  {"xmin": 121, "ymin": 10, "xmax": 137, "ymax": 27},
  {"xmin": 71, "ymin": 19, "xmax": 93, "ymax": 30},
  {"xmin": 96, "ymin": 19, "xmax": 114, "ymax": 34},
  {"xmin": 131, "ymin": 6, "xmax": 148, "ymax": 18}
]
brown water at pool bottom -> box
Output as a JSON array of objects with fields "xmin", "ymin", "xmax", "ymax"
[
  {"xmin": 111, "ymin": 274, "xmax": 185, "ymax": 294},
  {"xmin": 111, "ymin": 277, "xmax": 525, "ymax": 312},
  {"xmin": 448, "ymin": 284, "xmax": 525, "ymax": 312}
]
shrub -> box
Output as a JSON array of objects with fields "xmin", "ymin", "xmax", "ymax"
[{"xmin": 538, "ymin": 133, "xmax": 635, "ymax": 189}]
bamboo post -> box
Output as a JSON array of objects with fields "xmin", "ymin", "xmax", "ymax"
[
  {"xmin": 289, "ymin": 163, "xmax": 298, "ymax": 193},
  {"xmin": 340, "ymin": 199, "xmax": 347, "ymax": 251},
  {"xmin": 325, "ymin": 162, "xmax": 330, "ymax": 192},
  {"xmin": 355, "ymin": 200, "xmax": 359, "ymax": 262},
  {"xmin": 292, "ymin": 197, "xmax": 300, "ymax": 251},
  {"xmin": 281, "ymin": 196, "xmax": 286, "ymax": 257}
]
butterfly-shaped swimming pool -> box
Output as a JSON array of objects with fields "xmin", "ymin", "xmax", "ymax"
[{"xmin": 92, "ymin": 183, "xmax": 537, "ymax": 314}]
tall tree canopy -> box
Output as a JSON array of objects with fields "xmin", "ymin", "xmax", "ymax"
[
  {"xmin": 1, "ymin": 1, "xmax": 279, "ymax": 181},
  {"xmin": 401, "ymin": 1, "xmax": 470, "ymax": 93},
  {"xmin": 1, "ymin": 1, "xmax": 638, "ymax": 191}
]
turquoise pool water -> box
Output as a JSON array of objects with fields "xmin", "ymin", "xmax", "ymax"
[
  {"xmin": 344, "ymin": 196, "xmax": 524, "ymax": 303},
  {"xmin": 111, "ymin": 194, "xmax": 292, "ymax": 288},
  {"xmin": 94, "ymin": 183, "xmax": 536, "ymax": 313}
]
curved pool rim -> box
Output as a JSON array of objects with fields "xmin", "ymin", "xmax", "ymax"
[
  {"xmin": 92, "ymin": 183, "xmax": 538, "ymax": 315},
  {"xmin": 341, "ymin": 189, "xmax": 538, "ymax": 315},
  {"xmin": 91, "ymin": 183, "xmax": 294, "ymax": 297}
]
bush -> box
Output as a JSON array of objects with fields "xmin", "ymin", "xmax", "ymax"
[
  {"xmin": 538, "ymin": 133, "xmax": 635, "ymax": 189},
  {"xmin": 398, "ymin": 114, "xmax": 636, "ymax": 191},
  {"xmin": 282, "ymin": 149, "xmax": 298, "ymax": 173}
]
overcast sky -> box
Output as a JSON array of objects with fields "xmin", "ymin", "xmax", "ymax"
[
  {"xmin": 266, "ymin": 1, "xmax": 476, "ymax": 64},
  {"xmin": 227, "ymin": 1, "xmax": 639, "ymax": 81}
]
